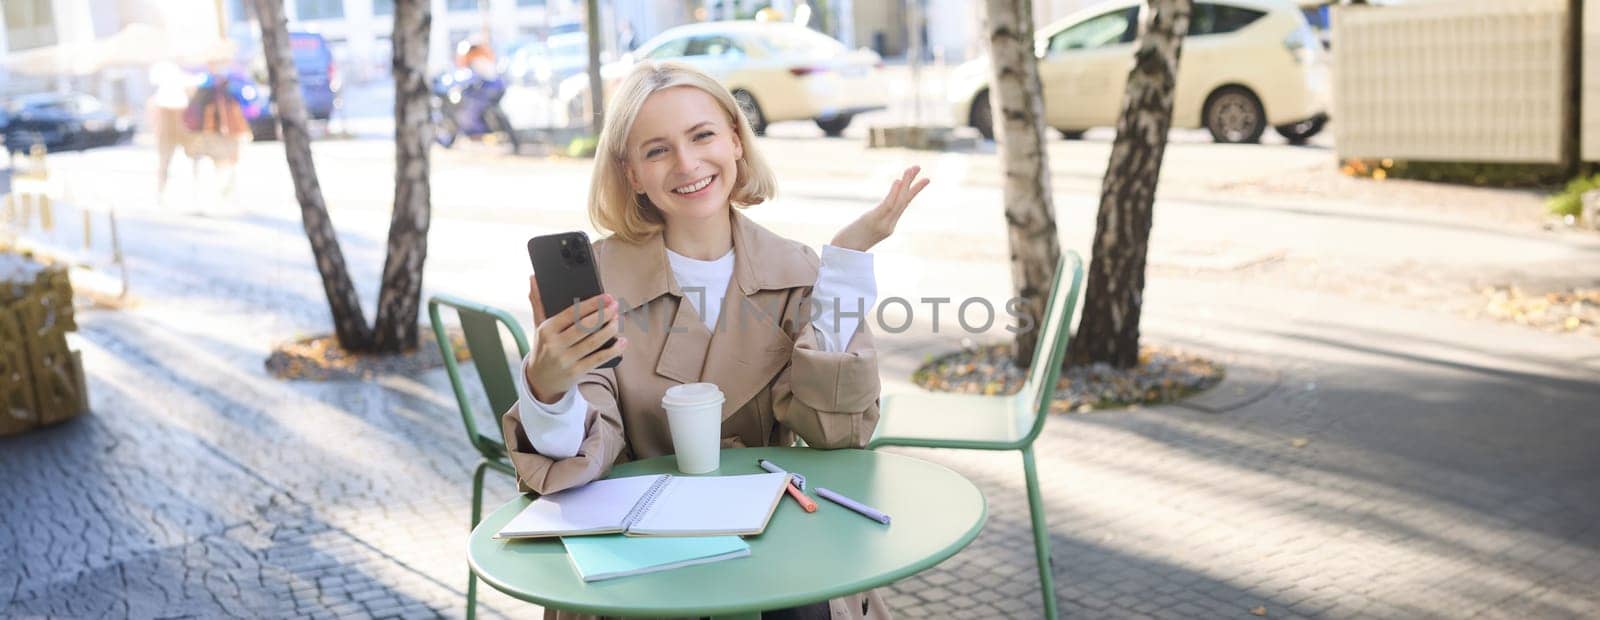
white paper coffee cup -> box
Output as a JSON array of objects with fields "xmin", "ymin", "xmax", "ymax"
[{"xmin": 661, "ymin": 383, "xmax": 725, "ymax": 474}]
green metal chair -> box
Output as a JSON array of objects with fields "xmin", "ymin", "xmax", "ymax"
[
  {"xmin": 428, "ymin": 294, "xmax": 531, "ymax": 620},
  {"xmin": 867, "ymin": 251, "xmax": 1084, "ymax": 620}
]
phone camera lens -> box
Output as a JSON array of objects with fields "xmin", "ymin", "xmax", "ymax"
[{"xmin": 560, "ymin": 247, "xmax": 572, "ymax": 258}]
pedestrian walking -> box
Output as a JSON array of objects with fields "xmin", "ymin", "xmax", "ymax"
[
  {"xmin": 147, "ymin": 62, "xmax": 192, "ymax": 203},
  {"xmin": 618, "ymin": 20, "xmax": 638, "ymax": 53}
]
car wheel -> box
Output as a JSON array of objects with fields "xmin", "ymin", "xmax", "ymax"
[
  {"xmin": 1203, "ymin": 86, "xmax": 1265, "ymax": 144},
  {"xmin": 971, "ymin": 90, "xmax": 994, "ymax": 141},
  {"xmin": 815, "ymin": 114, "xmax": 852, "ymax": 137},
  {"xmin": 1274, "ymin": 114, "xmax": 1326, "ymax": 145},
  {"xmin": 1058, "ymin": 129, "xmax": 1086, "ymax": 140},
  {"xmin": 732, "ymin": 90, "xmax": 766, "ymax": 136}
]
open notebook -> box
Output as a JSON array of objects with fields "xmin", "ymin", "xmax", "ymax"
[
  {"xmin": 495, "ymin": 472, "xmax": 791, "ymax": 539},
  {"xmin": 563, "ymin": 535, "xmax": 750, "ymax": 582}
]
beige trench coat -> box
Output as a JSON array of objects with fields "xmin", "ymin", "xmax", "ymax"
[{"xmin": 501, "ymin": 210, "xmax": 891, "ymax": 620}]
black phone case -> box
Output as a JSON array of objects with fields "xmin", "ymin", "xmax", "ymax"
[{"xmin": 527, "ymin": 232, "xmax": 621, "ymax": 369}]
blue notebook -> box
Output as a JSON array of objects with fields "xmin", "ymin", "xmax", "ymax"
[{"xmin": 562, "ymin": 534, "xmax": 750, "ymax": 582}]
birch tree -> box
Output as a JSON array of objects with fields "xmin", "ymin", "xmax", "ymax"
[
  {"xmin": 1066, "ymin": 0, "xmax": 1192, "ymax": 368},
  {"xmin": 984, "ymin": 0, "xmax": 1061, "ymax": 368},
  {"xmin": 254, "ymin": 0, "xmax": 434, "ymax": 353},
  {"xmin": 371, "ymin": 0, "xmax": 434, "ymax": 352}
]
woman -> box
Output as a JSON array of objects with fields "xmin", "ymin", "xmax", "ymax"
[{"xmin": 501, "ymin": 61, "xmax": 928, "ymax": 620}]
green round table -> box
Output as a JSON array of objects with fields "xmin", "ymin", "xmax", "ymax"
[{"xmin": 468, "ymin": 447, "xmax": 987, "ymax": 618}]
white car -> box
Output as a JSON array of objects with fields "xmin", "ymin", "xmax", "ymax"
[
  {"xmin": 557, "ymin": 21, "xmax": 887, "ymax": 136},
  {"xmin": 949, "ymin": 0, "xmax": 1330, "ymax": 144},
  {"xmin": 500, "ymin": 34, "xmax": 593, "ymax": 131}
]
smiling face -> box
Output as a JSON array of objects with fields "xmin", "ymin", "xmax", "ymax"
[{"xmin": 623, "ymin": 85, "xmax": 744, "ymax": 227}]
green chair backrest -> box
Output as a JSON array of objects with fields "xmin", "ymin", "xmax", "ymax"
[
  {"xmin": 1012, "ymin": 251, "xmax": 1086, "ymax": 445},
  {"xmin": 428, "ymin": 294, "xmax": 532, "ymax": 462}
]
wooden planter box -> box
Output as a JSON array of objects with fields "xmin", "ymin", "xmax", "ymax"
[{"xmin": 1, "ymin": 252, "xmax": 88, "ymax": 435}]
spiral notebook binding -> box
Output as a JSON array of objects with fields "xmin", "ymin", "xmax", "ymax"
[{"xmin": 621, "ymin": 475, "xmax": 673, "ymax": 531}]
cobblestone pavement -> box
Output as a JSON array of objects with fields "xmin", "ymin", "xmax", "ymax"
[
  {"xmin": 7, "ymin": 269, "xmax": 1598, "ymax": 619},
  {"xmin": 4, "ymin": 138, "xmax": 1599, "ymax": 619}
]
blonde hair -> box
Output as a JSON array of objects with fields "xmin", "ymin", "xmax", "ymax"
[{"xmin": 588, "ymin": 61, "xmax": 778, "ymax": 243}]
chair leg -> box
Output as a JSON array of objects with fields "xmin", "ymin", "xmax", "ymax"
[
  {"xmin": 1021, "ymin": 446, "xmax": 1059, "ymax": 620},
  {"xmin": 472, "ymin": 460, "xmax": 490, "ymax": 527},
  {"xmin": 468, "ymin": 460, "xmax": 490, "ymax": 620}
]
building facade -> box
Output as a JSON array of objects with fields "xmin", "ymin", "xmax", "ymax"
[
  {"xmin": 0, "ymin": 0, "xmax": 176, "ymax": 107},
  {"xmin": 220, "ymin": 0, "xmax": 696, "ymax": 84}
]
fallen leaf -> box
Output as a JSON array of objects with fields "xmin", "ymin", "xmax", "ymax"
[
  {"xmin": 1290, "ymin": 437, "xmax": 1310, "ymax": 448},
  {"xmin": 1251, "ymin": 606, "xmax": 1267, "ymax": 616}
]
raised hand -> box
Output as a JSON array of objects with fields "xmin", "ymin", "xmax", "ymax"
[{"xmin": 830, "ymin": 166, "xmax": 930, "ymax": 252}]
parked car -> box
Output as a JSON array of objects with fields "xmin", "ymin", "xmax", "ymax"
[
  {"xmin": 555, "ymin": 21, "xmax": 887, "ymax": 136},
  {"xmin": 948, "ymin": 0, "xmax": 1329, "ymax": 144},
  {"xmin": 499, "ymin": 33, "xmax": 593, "ymax": 131},
  {"xmin": 506, "ymin": 32, "xmax": 593, "ymax": 89},
  {"xmin": 2, "ymin": 93, "xmax": 135, "ymax": 153},
  {"xmin": 245, "ymin": 31, "xmax": 343, "ymax": 140}
]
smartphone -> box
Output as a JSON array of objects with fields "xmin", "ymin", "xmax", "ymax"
[{"xmin": 527, "ymin": 232, "xmax": 621, "ymax": 369}]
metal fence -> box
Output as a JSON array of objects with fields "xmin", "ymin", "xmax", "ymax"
[{"xmin": 1333, "ymin": 0, "xmax": 1575, "ymax": 164}]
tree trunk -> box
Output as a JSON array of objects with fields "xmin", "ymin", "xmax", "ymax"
[
  {"xmin": 253, "ymin": 0, "xmax": 373, "ymax": 350},
  {"xmin": 984, "ymin": 0, "xmax": 1061, "ymax": 369},
  {"xmin": 1067, "ymin": 0, "xmax": 1192, "ymax": 369},
  {"xmin": 370, "ymin": 0, "xmax": 434, "ymax": 353},
  {"xmin": 585, "ymin": 0, "xmax": 605, "ymax": 134}
]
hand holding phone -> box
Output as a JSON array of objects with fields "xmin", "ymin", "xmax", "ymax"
[
  {"xmin": 524, "ymin": 232, "xmax": 627, "ymax": 404},
  {"xmin": 523, "ymin": 278, "xmax": 625, "ymax": 403}
]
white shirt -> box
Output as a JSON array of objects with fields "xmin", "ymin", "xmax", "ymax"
[
  {"xmin": 666, "ymin": 247, "xmax": 736, "ymax": 329},
  {"xmin": 512, "ymin": 245, "xmax": 876, "ymax": 458}
]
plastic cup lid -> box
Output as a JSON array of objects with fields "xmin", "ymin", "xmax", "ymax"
[{"xmin": 662, "ymin": 382, "xmax": 724, "ymax": 408}]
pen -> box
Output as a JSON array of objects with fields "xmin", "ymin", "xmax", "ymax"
[
  {"xmin": 815, "ymin": 487, "xmax": 891, "ymax": 525},
  {"xmin": 756, "ymin": 458, "xmax": 806, "ymax": 489},
  {"xmin": 784, "ymin": 480, "xmax": 818, "ymax": 512},
  {"xmin": 758, "ymin": 459, "xmax": 817, "ymax": 512}
]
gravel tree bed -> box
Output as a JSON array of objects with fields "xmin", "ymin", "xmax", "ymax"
[
  {"xmin": 1477, "ymin": 286, "xmax": 1600, "ymax": 338},
  {"xmin": 265, "ymin": 327, "xmax": 469, "ymax": 381},
  {"xmin": 912, "ymin": 342, "xmax": 1225, "ymax": 412}
]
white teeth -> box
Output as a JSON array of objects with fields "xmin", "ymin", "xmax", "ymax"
[{"xmin": 673, "ymin": 176, "xmax": 713, "ymax": 194}]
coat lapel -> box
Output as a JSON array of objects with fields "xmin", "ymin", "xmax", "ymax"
[
  {"xmin": 654, "ymin": 295, "xmax": 713, "ymax": 385},
  {"xmin": 702, "ymin": 284, "xmax": 792, "ymax": 420},
  {"xmin": 700, "ymin": 211, "xmax": 818, "ymax": 420},
  {"xmin": 594, "ymin": 232, "xmax": 712, "ymax": 384}
]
